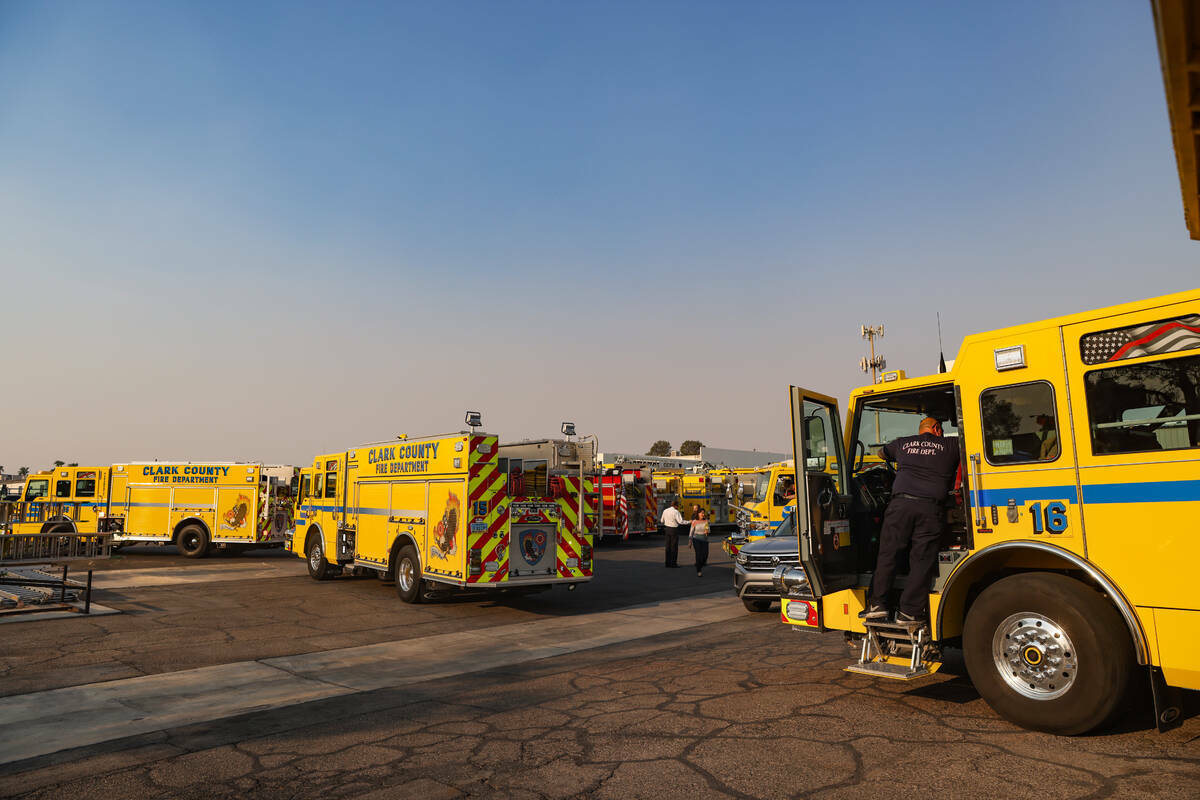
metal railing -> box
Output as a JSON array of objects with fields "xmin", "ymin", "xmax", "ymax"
[{"xmin": 0, "ymin": 532, "xmax": 113, "ymax": 563}]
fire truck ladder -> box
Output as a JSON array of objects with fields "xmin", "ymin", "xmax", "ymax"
[{"xmin": 845, "ymin": 618, "xmax": 942, "ymax": 680}]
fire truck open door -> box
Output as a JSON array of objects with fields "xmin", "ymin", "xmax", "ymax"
[{"xmin": 789, "ymin": 385, "xmax": 853, "ymax": 599}]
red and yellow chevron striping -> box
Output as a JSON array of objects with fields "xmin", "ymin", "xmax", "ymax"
[
  {"xmin": 644, "ymin": 483, "xmax": 658, "ymax": 533},
  {"xmin": 467, "ymin": 435, "xmax": 509, "ymax": 583},
  {"xmin": 557, "ymin": 476, "xmax": 594, "ymax": 578}
]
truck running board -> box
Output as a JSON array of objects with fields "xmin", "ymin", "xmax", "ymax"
[{"xmin": 845, "ymin": 619, "xmax": 942, "ymax": 681}]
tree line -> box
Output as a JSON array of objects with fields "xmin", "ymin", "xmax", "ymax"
[{"xmin": 646, "ymin": 440, "xmax": 703, "ymax": 457}]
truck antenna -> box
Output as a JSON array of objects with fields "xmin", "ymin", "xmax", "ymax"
[{"xmin": 937, "ymin": 312, "xmax": 947, "ymax": 373}]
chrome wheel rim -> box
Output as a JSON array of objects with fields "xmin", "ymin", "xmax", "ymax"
[
  {"xmin": 398, "ymin": 558, "xmax": 415, "ymax": 592},
  {"xmin": 992, "ymin": 612, "xmax": 1077, "ymax": 700},
  {"xmin": 309, "ymin": 542, "xmax": 322, "ymax": 570}
]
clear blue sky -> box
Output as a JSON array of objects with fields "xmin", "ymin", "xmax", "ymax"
[{"xmin": 0, "ymin": 1, "xmax": 1195, "ymax": 468}]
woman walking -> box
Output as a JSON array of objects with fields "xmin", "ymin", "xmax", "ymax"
[{"xmin": 690, "ymin": 510, "xmax": 710, "ymax": 577}]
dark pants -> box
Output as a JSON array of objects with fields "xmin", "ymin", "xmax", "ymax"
[
  {"xmin": 869, "ymin": 497, "xmax": 943, "ymax": 617},
  {"xmin": 664, "ymin": 526, "xmax": 680, "ymax": 566},
  {"xmin": 692, "ymin": 536, "xmax": 709, "ymax": 572}
]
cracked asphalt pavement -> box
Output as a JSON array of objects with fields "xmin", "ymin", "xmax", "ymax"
[{"xmin": 0, "ymin": 541, "xmax": 1196, "ymax": 799}]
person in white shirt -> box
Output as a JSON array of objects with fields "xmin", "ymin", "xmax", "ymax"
[{"xmin": 660, "ymin": 499, "xmax": 684, "ymax": 568}]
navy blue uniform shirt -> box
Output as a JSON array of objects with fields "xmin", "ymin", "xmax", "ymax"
[{"xmin": 881, "ymin": 433, "xmax": 960, "ymax": 501}]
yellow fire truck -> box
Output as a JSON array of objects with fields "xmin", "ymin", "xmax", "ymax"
[
  {"xmin": 720, "ymin": 462, "xmax": 797, "ymax": 558},
  {"xmin": 734, "ymin": 461, "xmax": 797, "ymax": 533},
  {"xmin": 287, "ymin": 426, "xmax": 593, "ymax": 602},
  {"xmin": 1, "ymin": 466, "xmax": 109, "ymax": 535},
  {"xmin": 1, "ymin": 463, "xmax": 294, "ymax": 557},
  {"xmin": 774, "ymin": 290, "xmax": 1200, "ymax": 734},
  {"xmin": 651, "ymin": 470, "xmax": 733, "ymax": 529}
]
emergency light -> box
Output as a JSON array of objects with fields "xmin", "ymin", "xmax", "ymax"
[
  {"xmin": 465, "ymin": 411, "xmax": 482, "ymax": 428},
  {"xmin": 561, "ymin": 421, "xmax": 576, "ymax": 437},
  {"xmin": 994, "ymin": 345, "xmax": 1026, "ymax": 371}
]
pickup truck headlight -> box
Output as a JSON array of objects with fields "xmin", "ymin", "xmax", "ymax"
[{"xmin": 735, "ymin": 551, "xmax": 750, "ymax": 566}]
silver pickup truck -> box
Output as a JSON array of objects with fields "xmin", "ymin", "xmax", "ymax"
[{"xmin": 732, "ymin": 514, "xmax": 800, "ymax": 612}]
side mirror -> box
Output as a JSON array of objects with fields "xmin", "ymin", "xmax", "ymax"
[{"xmin": 804, "ymin": 415, "xmax": 827, "ymax": 471}]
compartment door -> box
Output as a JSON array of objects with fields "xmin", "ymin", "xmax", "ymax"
[
  {"xmin": 353, "ymin": 481, "xmax": 390, "ymax": 567},
  {"xmin": 426, "ymin": 479, "xmax": 467, "ymax": 580},
  {"xmin": 789, "ymin": 385, "xmax": 851, "ymax": 597},
  {"xmin": 216, "ymin": 486, "xmax": 255, "ymax": 540},
  {"xmin": 128, "ymin": 484, "xmax": 169, "ymax": 537}
]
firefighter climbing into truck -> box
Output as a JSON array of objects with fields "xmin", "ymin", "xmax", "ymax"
[{"xmin": 773, "ymin": 289, "xmax": 1200, "ymax": 735}]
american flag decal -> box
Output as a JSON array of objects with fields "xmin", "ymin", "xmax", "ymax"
[{"xmin": 1081, "ymin": 315, "xmax": 1200, "ymax": 365}]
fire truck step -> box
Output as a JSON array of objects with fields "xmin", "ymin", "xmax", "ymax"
[
  {"xmin": 864, "ymin": 618, "xmax": 928, "ymax": 634},
  {"xmin": 844, "ymin": 660, "xmax": 935, "ymax": 680},
  {"xmin": 846, "ymin": 619, "xmax": 941, "ymax": 681}
]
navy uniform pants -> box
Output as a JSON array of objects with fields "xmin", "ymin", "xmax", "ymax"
[{"xmin": 869, "ymin": 496, "xmax": 943, "ymax": 617}]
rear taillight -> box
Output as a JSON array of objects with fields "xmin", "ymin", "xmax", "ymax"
[
  {"xmin": 784, "ymin": 599, "xmax": 819, "ymax": 626},
  {"xmin": 469, "ymin": 549, "xmax": 483, "ymax": 576},
  {"xmin": 581, "ymin": 543, "xmax": 592, "ymax": 562}
]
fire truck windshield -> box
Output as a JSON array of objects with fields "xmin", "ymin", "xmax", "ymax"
[{"xmin": 752, "ymin": 471, "xmax": 772, "ymax": 504}]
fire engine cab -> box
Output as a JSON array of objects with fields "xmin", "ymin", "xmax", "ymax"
[{"xmin": 774, "ymin": 290, "xmax": 1200, "ymax": 734}]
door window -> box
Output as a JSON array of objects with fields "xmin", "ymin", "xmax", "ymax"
[
  {"xmin": 25, "ymin": 479, "xmax": 48, "ymax": 500},
  {"xmin": 801, "ymin": 400, "xmax": 842, "ymax": 493},
  {"xmin": 301, "ymin": 475, "xmax": 311, "ymax": 501},
  {"xmin": 75, "ymin": 473, "xmax": 97, "ymax": 497},
  {"xmin": 55, "ymin": 480, "xmax": 72, "ymax": 498},
  {"xmin": 980, "ymin": 382, "xmax": 1060, "ymax": 464},
  {"xmin": 773, "ymin": 472, "xmax": 797, "ymax": 504},
  {"xmin": 313, "ymin": 473, "xmax": 324, "ymax": 499},
  {"xmin": 324, "ymin": 463, "xmax": 337, "ymax": 498},
  {"xmin": 1084, "ymin": 353, "xmax": 1200, "ymax": 454}
]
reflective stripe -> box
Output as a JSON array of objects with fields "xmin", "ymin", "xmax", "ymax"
[{"xmin": 1081, "ymin": 479, "xmax": 1200, "ymax": 504}]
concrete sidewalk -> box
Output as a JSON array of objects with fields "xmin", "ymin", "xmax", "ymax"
[
  {"xmin": 0, "ymin": 591, "xmax": 743, "ymax": 766},
  {"xmin": 85, "ymin": 560, "xmax": 307, "ymax": 590}
]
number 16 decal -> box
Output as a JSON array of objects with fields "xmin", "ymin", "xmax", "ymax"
[{"xmin": 1029, "ymin": 502, "xmax": 1068, "ymax": 534}]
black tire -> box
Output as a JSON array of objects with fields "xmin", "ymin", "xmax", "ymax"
[
  {"xmin": 743, "ymin": 597, "xmax": 773, "ymax": 612},
  {"xmin": 305, "ymin": 532, "xmax": 335, "ymax": 581},
  {"xmin": 176, "ymin": 524, "xmax": 209, "ymax": 559},
  {"xmin": 45, "ymin": 523, "xmax": 74, "ymax": 534},
  {"xmin": 963, "ymin": 572, "xmax": 1132, "ymax": 735},
  {"xmin": 394, "ymin": 544, "xmax": 424, "ymax": 604}
]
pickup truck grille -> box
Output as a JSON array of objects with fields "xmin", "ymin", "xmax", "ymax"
[{"xmin": 744, "ymin": 552, "xmax": 799, "ymax": 570}]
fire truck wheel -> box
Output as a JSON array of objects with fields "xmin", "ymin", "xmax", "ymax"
[
  {"xmin": 963, "ymin": 572, "xmax": 1132, "ymax": 735},
  {"xmin": 176, "ymin": 524, "xmax": 209, "ymax": 559},
  {"xmin": 305, "ymin": 532, "xmax": 335, "ymax": 581},
  {"xmin": 394, "ymin": 545, "xmax": 424, "ymax": 604},
  {"xmin": 742, "ymin": 598, "xmax": 773, "ymax": 612}
]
